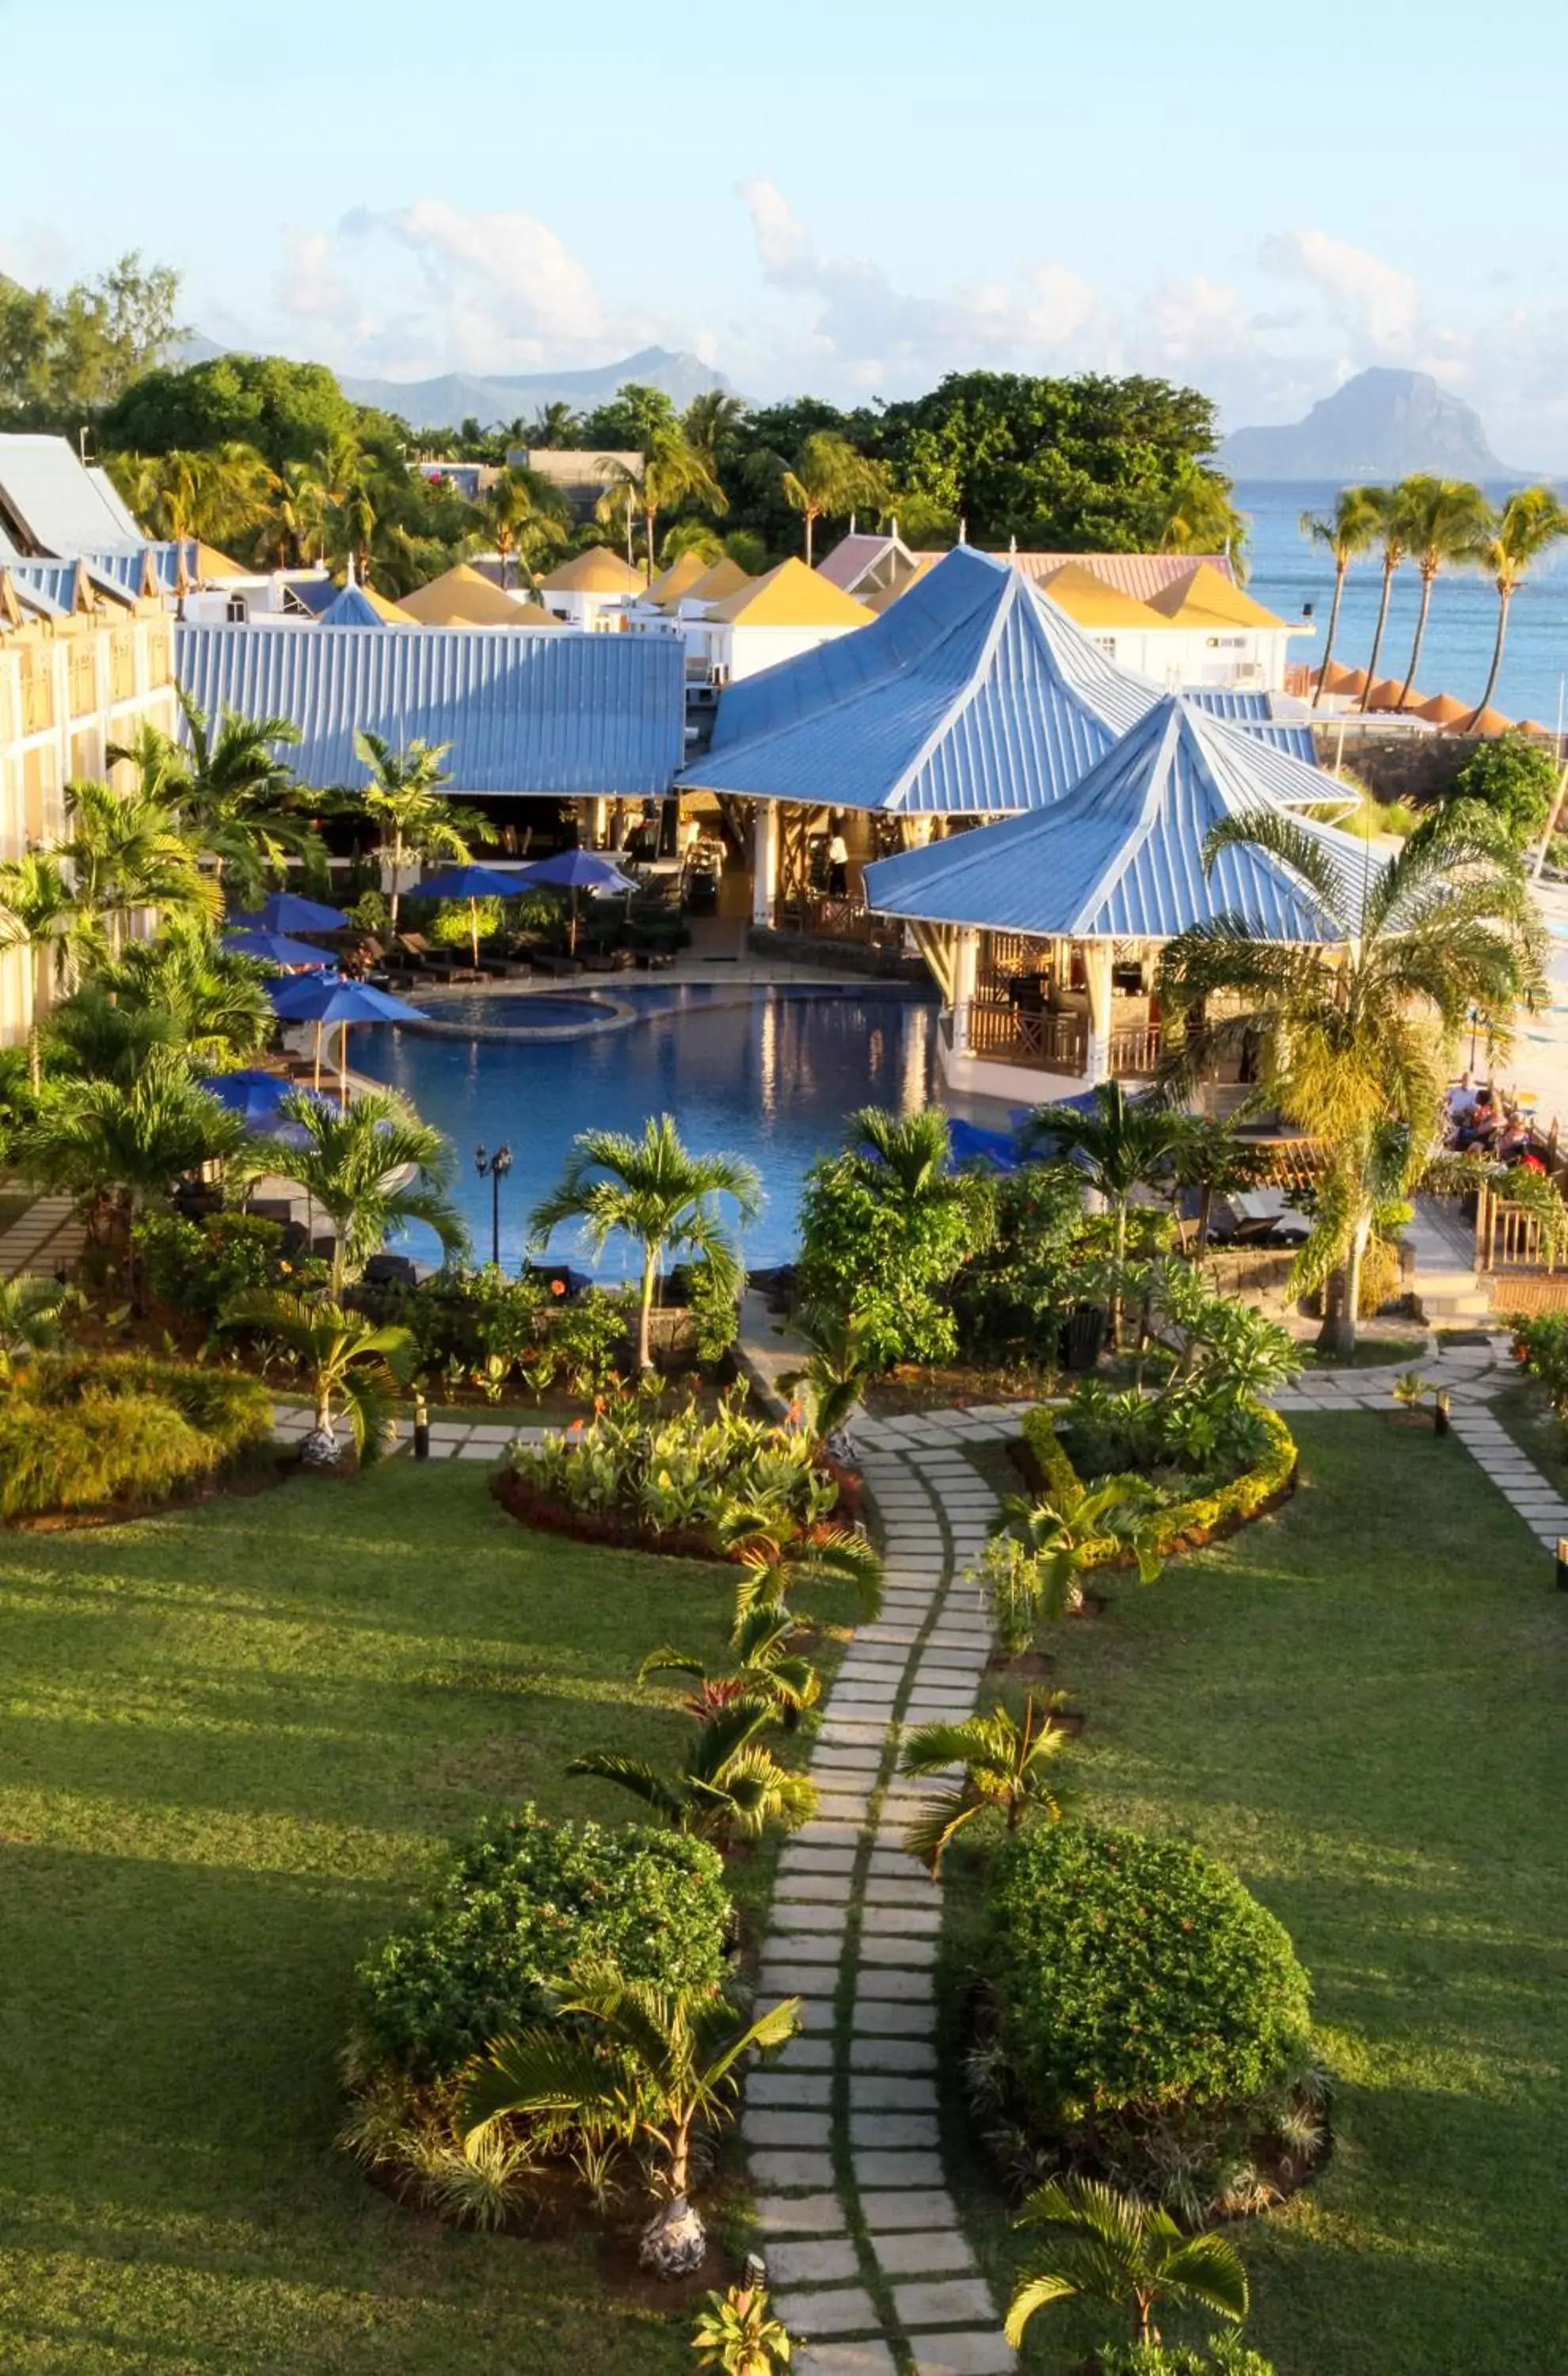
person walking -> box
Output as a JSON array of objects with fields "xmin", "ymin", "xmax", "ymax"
[{"xmin": 827, "ymin": 818, "xmax": 850, "ymax": 898}]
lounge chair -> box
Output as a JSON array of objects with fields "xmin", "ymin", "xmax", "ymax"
[
  {"xmin": 531, "ymin": 949, "xmax": 585, "ymax": 977},
  {"xmin": 394, "ymin": 932, "xmax": 481, "ymax": 984}
]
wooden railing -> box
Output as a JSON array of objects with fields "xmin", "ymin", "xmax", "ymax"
[
  {"xmin": 963, "ymin": 1002, "xmax": 1088, "ymax": 1072},
  {"xmin": 777, "ymin": 893, "xmax": 902, "ymax": 948},
  {"xmin": 1476, "ymin": 1181, "xmax": 1566, "ymax": 1274},
  {"xmin": 67, "ymin": 647, "xmax": 97, "ymax": 717},
  {"xmin": 109, "ymin": 631, "xmax": 136, "ymax": 701},
  {"xmin": 1244, "ymin": 1137, "xmax": 1329, "ymax": 1187},
  {"xmin": 1107, "ymin": 1020, "xmax": 1161, "ymax": 1078},
  {"xmin": 20, "ymin": 673, "xmax": 52, "ymax": 733}
]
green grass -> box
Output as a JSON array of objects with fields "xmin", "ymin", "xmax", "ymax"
[
  {"xmin": 1296, "ymin": 1333, "xmax": 1427, "ymax": 1369},
  {"xmin": 0, "ymin": 1464, "xmax": 791, "ymax": 2374},
  {"xmin": 937, "ymin": 1414, "xmax": 1567, "ymax": 2376}
]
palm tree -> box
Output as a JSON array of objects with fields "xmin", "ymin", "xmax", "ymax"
[
  {"xmin": 478, "ymin": 465, "xmax": 569, "ymax": 589},
  {"xmin": 1019, "ymin": 1083, "xmax": 1191, "ymax": 1343},
  {"xmin": 1157, "ymin": 468, "xmax": 1249, "ymax": 578},
  {"xmin": 352, "ymin": 730, "xmax": 485, "ymax": 935},
  {"xmin": 793, "ymin": 1304, "xmax": 877, "ymax": 1447},
  {"xmin": 237, "ymin": 1088, "xmax": 467, "ymax": 1293},
  {"xmin": 780, "ymin": 432, "xmax": 893, "ymax": 567},
  {"xmin": 194, "ymin": 441, "xmax": 278, "ymax": 550},
  {"xmin": 529, "ymin": 1116, "xmax": 761, "ymax": 1371},
  {"xmin": 272, "ymin": 458, "xmax": 328, "ymax": 566},
  {"xmin": 0, "ymin": 1274, "xmax": 80, "ymax": 1381},
  {"xmin": 1158, "ymin": 804, "xmax": 1543, "ymax": 1352},
  {"xmin": 462, "ymin": 1978, "xmax": 801, "ymax": 2275},
  {"xmin": 728, "ymin": 1525, "xmax": 884, "ymax": 1629},
  {"xmin": 639, "ymin": 1604, "xmax": 821, "ymax": 1723},
  {"xmin": 1391, "ymin": 475, "xmax": 1491, "ymax": 708},
  {"xmin": 114, "ymin": 696, "xmax": 311, "ymax": 908},
  {"xmin": 220, "ymin": 1288, "xmax": 415, "ymax": 1467},
  {"xmin": 13, "ymin": 1048, "xmax": 251, "ymax": 1303},
  {"xmin": 1004, "ymin": 2176, "xmax": 1250, "ymax": 2349},
  {"xmin": 60, "ymin": 777, "xmax": 218, "ymax": 947},
  {"xmin": 567, "ymin": 1700, "xmax": 816, "ymax": 1841},
  {"xmin": 89, "ymin": 916, "xmax": 273, "ymax": 1069},
  {"xmin": 0, "ymin": 853, "xmax": 92, "ymax": 1083},
  {"xmin": 523, "ymin": 400, "xmax": 582, "ymax": 449},
  {"xmin": 1357, "ymin": 485, "xmax": 1404, "ymax": 709},
  {"xmin": 1468, "ymin": 486, "xmax": 1568, "ymax": 724},
  {"xmin": 898, "ymin": 1700, "xmax": 1072, "ymax": 1875},
  {"xmin": 595, "ymin": 428, "xmax": 728, "ymax": 580},
  {"xmin": 1300, "ymin": 486, "xmax": 1383, "ymax": 700},
  {"xmin": 682, "ymin": 390, "xmax": 749, "ymax": 474},
  {"xmin": 1168, "ymin": 1112, "xmax": 1268, "ymax": 1256},
  {"xmin": 984, "ymin": 1478, "xmax": 1163, "ymax": 1645}
]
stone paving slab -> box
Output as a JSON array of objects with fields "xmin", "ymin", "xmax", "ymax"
[
  {"xmin": 744, "ymin": 2110, "xmax": 833, "ymax": 2149},
  {"xmin": 859, "ymin": 2188, "xmax": 961, "ymax": 2230},
  {"xmin": 893, "ymin": 2278, "xmax": 999, "ymax": 2328},
  {"xmin": 755, "ymin": 2191, "xmax": 848, "ymax": 2236},
  {"xmin": 749, "ymin": 2071, "xmax": 833, "ymax": 2106},
  {"xmin": 854, "ymin": 1966, "xmax": 935, "ymax": 2002},
  {"xmin": 853, "ymin": 1996, "xmax": 936, "ymax": 2035},
  {"xmin": 848, "ymin": 2074, "xmax": 939, "ymax": 2109},
  {"xmin": 849, "ymin": 2113, "xmax": 940, "ymax": 2149},
  {"xmin": 795, "ymin": 2343, "xmax": 898, "ymax": 2376},
  {"xmin": 871, "ymin": 2228, "xmax": 974, "ymax": 2275},
  {"xmin": 751, "ymin": 2148, "xmax": 837, "ymax": 2190},
  {"xmin": 770, "ymin": 2237, "xmax": 862, "ymax": 2286},
  {"xmin": 774, "ymin": 2285, "xmax": 882, "ymax": 2337},
  {"xmin": 853, "ymin": 2149, "xmax": 947, "ymax": 2188},
  {"xmin": 848, "ymin": 2035, "xmax": 936, "ymax": 2072},
  {"xmin": 908, "ymin": 2336, "xmax": 1015, "ymax": 2375}
]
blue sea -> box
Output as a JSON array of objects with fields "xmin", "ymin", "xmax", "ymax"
[{"xmin": 1235, "ymin": 480, "xmax": 1568, "ymax": 726}]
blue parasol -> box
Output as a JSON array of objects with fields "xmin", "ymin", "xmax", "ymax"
[
  {"xmin": 223, "ymin": 927, "xmax": 334, "ymax": 968},
  {"xmin": 229, "ymin": 891, "xmax": 346, "ymax": 934},
  {"xmin": 414, "ymin": 863, "xmax": 528, "ymax": 961},
  {"xmin": 514, "ymin": 848, "xmax": 637, "ymax": 951},
  {"xmin": 267, "ymin": 973, "xmax": 424, "ymax": 1097}
]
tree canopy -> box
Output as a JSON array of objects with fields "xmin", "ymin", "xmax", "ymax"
[
  {"xmin": 99, "ymin": 352, "xmax": 365, "ymax": 470},
  {"xmin": 0, "ymin": 252, "xmax": 182, "ymax": 428}
]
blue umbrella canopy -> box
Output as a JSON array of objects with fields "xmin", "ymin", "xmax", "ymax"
[
  {"xmin": 268, "ymin": 973, "xmax": 424, "ymax": 1023},
  {"xmin": 229, "ymin": 891, "xmax": 346, "ymax": 934},
  {"xmin": 224, "ymin": 927, "xmax": 334, "ymax": 967},
  {"xmin": 415, "ymin": 863, "xmax": 526, "ymax": 901},
  {"xmin": 200, "ymin": 1068, "xmax": 293, "ymax": 1119},
  {"xmin": 515, "ymin": 849, "xmax": 637, "ymax": 893}
]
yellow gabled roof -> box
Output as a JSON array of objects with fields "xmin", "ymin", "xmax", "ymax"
[
  {"xmin": 363, "ymin": 584, "xmax": 417, "ymax": 623},
  {"xmin": 645, "ymin": 549, "xmax": 714, "ymax": 606},
  {"xmin": 193, "ymin": 542, "xmax": 245, "ymax": 581},
  {"xmin": 1146, "ymin": 562, "xmax": 1285, "ymax": 631},
  {"xmin": 681, "ymin": 556, "xmax": 755, "ymax": 607},
  {"xmin": 539, "ymin": 545, "xmax": 646, "ymax": 595},
  {"xmin": 707, "ymin": 555, "xmax": 873, "ymax": 629},
  {"xmin": 400, "ymin": 562, "xmax": 565, "ymax": 627},
  {"xmin": 1041, "ymin": 562, "xmax": 1167, "ymax": 630}
]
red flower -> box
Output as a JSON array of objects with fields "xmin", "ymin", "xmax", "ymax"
[
  {"xmin": 568, "ymin": 1418, "xmax": 584, "ymax": 1434},
  {"xmin": 550, "ymin": 1278, "xmax": 566, "ymax": 1297}
]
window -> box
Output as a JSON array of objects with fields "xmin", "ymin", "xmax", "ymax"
[{"xmin": 225, "ymin": 594, "xmax": 249, "ymax": 623}]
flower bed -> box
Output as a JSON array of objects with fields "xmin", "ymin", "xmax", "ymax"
[
  {"xmin": 1019, "ymin": 1402, "xmax": 1298, "ymax": 1567},
  {"xmin": 0, "ymin": 1354, "xmax": 275, "ymax": 1525}
]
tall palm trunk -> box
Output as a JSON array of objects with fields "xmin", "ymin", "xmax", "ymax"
[
  {"xmin": 387, "ymin": 829, "xmax": 406, "ymax": 935},
  {"xmin": 1360, "ymin": 557, "xmax": 1398, "ymax": 709},
  {"xmin": 1313, "ymin": 557, "xmax": 1348, "ymax": 701},
  {"xmin": 1397, "ymin": 567, "xmax": 1437, "ymax": 707},
  {"xmin": 805, "ymin": 510, "xmax": 815, "ymax": 567},
  {"xmin": 1471, "ymin": 584, "xmax": 1513, "ymax": 723},
  {"xmin": 644, "ymin": 505, "xmax": 657, "ymax": 581},
  {"xmin": 638, "ymin": 1243, "xmax": 659, "ymax": 1369}
]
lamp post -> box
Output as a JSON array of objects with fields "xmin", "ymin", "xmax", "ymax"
[{"xmin": 474, "ymin": 1142, "xmax": 513, "ymax": 1270}]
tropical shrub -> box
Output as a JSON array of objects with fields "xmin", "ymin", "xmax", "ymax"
[
  {"xmin": 1448, "ymin": 733, "xmax": 1557, "ymax": 844},
  {"xmin": 1019, "ymin": 1407, "xmax": 1298, "ymax": 1566},
  {"xmin": 504, "ymin": 1384, "xmax": 841, "ymax": 1548},
  {"xmin": 797, "ymin": 1106, "xmax": 992, "ymax": 1369},
  {"xmin": 430, "ymin": 894, "xmax": 503, "ymax": 947},
  {"xmin": 949, "ymin": 1160, "xmax": 1087, "ymax": 1369},
  {"xmin": 528, "ymin": 1286, "xmax": 632, "ymax": 1393},
  {"xmin": 982, "ymin": 1824, "xmax": 1317, "ymax": 2214},
  {"xmin": 351, "ymin": 1808, "xmax": 732, "ymax": 2081},
  {"xmin": 135, "ymin": 1209, "xmax": 288, "ymax": 1321},
  {"xmin": 0, "ymin": 1352, "xmax": 273, "ymax": 1520},
  {"xmin": 1097, "ymin": 2342, "xmax": 1277, "ymax": 2376},
  {"xmin": 685, "ymin": 1255, "xmax": 741, "ymax": 1369}
]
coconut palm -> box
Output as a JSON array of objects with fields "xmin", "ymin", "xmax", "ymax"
[
  {"xmin": 1157, "ymin": 803, "xmax": 1543, "ymax": 1351},
  {"xmin": 220, "ymin": 1288, "xmax": 415, "ymax": 1466},
  {"xmin": 59, "ymin": 777, "xmax": 219, "ymax": 946},
  {"xmin": 529, "ymin": 1115, "xmax": 761, "ymax": 1371},
  {"xmin": 792, "ymin": 1304, "xmax": 877, "ymax": 1446},
  {"xmin": 780, "ymin": 432, "xmax": 893, "ymax": 566},
  {"xmin": 1004, "ymin": 2176, "xmax": 1250, "ymax": 2348},
  {"xmin": 478, "ymin": 465, "xmax": 569, "ymax": 588},
  {"xmin": 1300, "ymin": 485, "xmax": 1383, "ymax": 700},
  {"xmin": 898, "ymin": 1699, "xmax": 1073, "ymax": 1875},
  {"xmin": 0, "ymin": 853, "xmax": 92, "ymax": 1083},
  {"xmin": 1468, "ymin": 486, "xmax": 1568, "ymax": 724},
  {"xmin": 193, "ymin": 440, "xmax": 278, "ymax": 550},
  {"xmin": 462, "ymin": 1978, "xmax": 801, "ymax": 2275},
  {"xmin": 272, "ymin": 458, "xmax": 328, "ymax": 566},
  {"xmin": 987, "ymin": 1476, "xmax": 1164, "ymax": 1632},
  {"xmin": 682, "ymin": 390, "xmax": 750, "ymax": 473},
  {"xmin": 726, "ymin": 1525, "xmax": 884, "ymax": 1629},
  {"xmin": 352, "ymin": 730, "xmax": 485, "ymax": 935},
  {"xmin": 523, "ymin": 400, "xmax": 582, "ymax": 448},
  {"xmin": 1018, "ymin": 1083, "xmax": 1192, "ymax": 1343},
  {"xmin": 594, "ymin": 428, "xmax": 728, "ymax": 579},
  {"xmin": 1391, "ymin": 475, "xmax": 1491, "ymax": 708},
  {"xmin": 0, "ymin": 1274, "xmax": 81, "ymax": 1381},
  {"xmin": 638, "ymin": 1605, "xmax": 821, "ymax": 1723},
  {"xmin": 567, "ymin": 1700, "xmax": 816, "ymax": 1841},
  {"xmin": 1157, "ymin": 468, "xmax": 1249, "ymax": 578},
  {"xmin": 1357, "ymin": 485, "xmax": 1404, "ymax": 709},
  {"xmin": 236, "ymin": 1088, "xmax": 466, "ymax": 1293}
]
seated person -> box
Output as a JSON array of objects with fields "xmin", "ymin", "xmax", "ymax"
[
  {"xmin": 1446, "ymin": 1072, "xmax": 1479, "ymax": 1130},
  {"xmin": 1456, "ymin": 1091, "xmax": 1498, "ymax": 1150},
  {"xmin": 1497, "ymin": 1110, "xmax": 1533, "ymax": 1163}
]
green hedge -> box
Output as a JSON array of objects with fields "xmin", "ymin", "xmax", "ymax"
[
  {"xmin": 352, "ymin": 1807, "xmax": 733, "ymax": 2080},
  {"xmin": 0, "ymin": 1354, "xmax": 274, "ymax": 1521},
  {"xmin": 1021, "ymin": 1402, "xmax": 1297, "ymax": 1563},
  {"xmin": 988, "ymin": 1822, "xmax": 1312, "ymax": 2128}
]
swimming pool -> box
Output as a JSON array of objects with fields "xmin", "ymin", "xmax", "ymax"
[{"xmin": 354, "ymin": 982, "xmax": 945, "ymax": 1274}]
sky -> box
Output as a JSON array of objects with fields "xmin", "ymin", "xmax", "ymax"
[{"xmin": 7, "ymin": 0, "xmax": 1568, "ymax": 462}]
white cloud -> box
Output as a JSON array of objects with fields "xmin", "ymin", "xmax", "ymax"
[
  {"xmin": 275, "ymin": 227, "xmax": 357, "ymax": 328},
  {"xmin": 1258, "ymin": 228, "xmax": 1423, "ymax": 357}
]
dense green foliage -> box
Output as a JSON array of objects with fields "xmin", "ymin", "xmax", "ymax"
[
  {"xmin": 508, "ymin": 1384, "xmax": 838, "ymax": 1541},
  {"xmin": 988, "ymin": 1822, "xmax": 1312, "ymax": 2128},
  {"xmin": 1098, "ymin": 2336, "xmax": 1277, "ymax": 2374},
  {"xmin": 135, "ymin": 1209, "xmax": 294, "ymax": 1319},
  {"xmin": 0, "ymin": 251, "xmax": 180, "ymax": 426},
  {"xmin": 797, "ymin": 1105, "xmax": 992, "ymax": 1368},
  {"xmin": 0, "ymin": 1350, "xmax": 272, "ymax": 1518},
  {"xmin": 352, "ymin": 1809, "xmax": 731, "ymax": 2079},
  {"xmin": 101, "ymin": 352, "xmax": 363, "ymax": 467},
  {"xmin": 1448, "ymin": 732, "xmax": 1558, "ymax": 843}
]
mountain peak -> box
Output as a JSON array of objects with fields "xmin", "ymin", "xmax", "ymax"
[
  {"xmin": 1222, "ymin": 367, "xmax": 1512, "ymax": 481},
  {"xmin": 336, "ymin": 347, "xmax": 733, "ymax": 430}
]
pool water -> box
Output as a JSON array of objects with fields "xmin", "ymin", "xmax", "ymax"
[
  {"xmin": 356, "ymin": 983, "xmax": 945, "ymax": 1274},
  {"xmin": 427, "ymin": 994, "xmax": 613, "ymax": 1031}
]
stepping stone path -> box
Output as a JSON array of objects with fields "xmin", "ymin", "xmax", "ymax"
[{"xmin": 748, "ymin": 1417, "xmax": 1019, "ymax": 2375}]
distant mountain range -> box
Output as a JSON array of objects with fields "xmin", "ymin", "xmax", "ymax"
[
  {"xmin": 337, "ymin": 347, "xmax": 731, "ymax": 429},
  {"xmin": 1222, "ymin": 367, "xmax": 1513, "ymax": 482}
]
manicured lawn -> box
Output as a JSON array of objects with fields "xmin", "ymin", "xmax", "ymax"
[
  {"xmin": 1296, "ymin": 1332, "xmax": 1427, "ymax": 1369},
  {"xmin": 0, "ymin": 1464, "xmax": 778, "ymax": 2374},
  {"xmin": 937, "ymin": 1414, "xmax": 1568, "ymax": 2376}
]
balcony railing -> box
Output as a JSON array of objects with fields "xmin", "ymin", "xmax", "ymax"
[
  {"xmin": 68, "ymin": 649, "xmax": 98, "ymax": 717},
  {"xmin": 775, "ymin": 893, "xmax": 903, "ymax": 949},
  {"xmin": 963, "ymin": 1002, "xmax": 1088, "ymax": 1073},
  {"xmin": 20, "ymin": 675, "xmax": 53, "ymax": 733},
  {"xmin": 109, "ymin": 631, "xmax": 136, "ymax": 701}
]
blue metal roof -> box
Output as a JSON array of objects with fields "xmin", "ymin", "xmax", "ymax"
[
  {"xmin": 682, "ymin": 546, "xmax": 1155, "ymax": 816},
  {"xmin": 1186, "ymin": 687, "xmax": 1317, "ymax": 764},
  {"xmin": 0, "ymin": 434, "xmax": 147, "ymax": 555},
  {"xmin": 861, "ymin": 695, "xmax": 1368, "ymax": 942},
  {"xmin": 10, "ymin": 557, "xmax": 138, "ymax": 614},
  {"xmin": 174, "ymin": 621, "xmax": 686, "ymax": 796},
  {"xmin": 318, "ymin": 581, "xmax": 395, "ymax": 627}
]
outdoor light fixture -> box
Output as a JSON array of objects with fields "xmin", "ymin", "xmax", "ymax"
[{"xmin": 474, "ymin": 1142, "xmax": 514, "ymax": 1269}]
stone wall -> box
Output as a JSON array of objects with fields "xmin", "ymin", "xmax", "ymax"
[{"xmin": 1310, "ymin": 729, "xmax": 1480, "ymax": 806}]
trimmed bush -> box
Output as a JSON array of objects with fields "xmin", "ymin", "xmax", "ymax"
[
  {"xmin": 1020, "ymin": 1405, "xmax": 1297, "ymax": 1563},
  {"xmin": 352, "ymin": 1807, "xmax": 733, "ymax": 2080},
  {"xmin": 1098, "ymin": 2344, "xmax": 1278, "ymax": 2376},
  {"xmin": 135, "ymin": 1209, "xmax": 290, "ymax": 1322},
  {"xmin": 0, "ymin": 1353, "xmax": 274, "ymax": 1521},
  {"xmin": 988, "ymin": 1822, "xmax": 1312, "ymax": 2130}
]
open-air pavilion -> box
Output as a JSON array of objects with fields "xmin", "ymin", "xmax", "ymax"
[{"xmin": 860, "ymin": 691, "xmax": 1367, "ymax": 1103}]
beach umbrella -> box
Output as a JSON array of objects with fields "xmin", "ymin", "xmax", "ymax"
[
  {"xmin": 1418, "ymin": 691, "xmax": 1470, "ymax": 725},
  {"xmin": 1363, "ymin": 676, "xmax": 1407, "ymax": 712},
  {"xmin": 415, "ymin": 862, "xmax": 528, "ymax": 964},
  {"xmin": 515, "ymin": 848, "xmax": 638, "ymax": 951},
  {"xmin": 229, "ymin": 891, "xmax": 346, "ymax": 935},
  {"xmin": 200, "ymin": 1067, "xmax": 296, "ymax": 1122},
  {"xmin": 1446, "ymin": 704, "xmax": 1513, "ymax": 737},
  {"xmin": 268, "ymin": 973, "xmax": 424, "ymax": 1099},
  {"xmin": 223, "ymin": 927, "xmax": 334, "ymax": 968}
]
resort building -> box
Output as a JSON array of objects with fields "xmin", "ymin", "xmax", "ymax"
[
  {"xmin": 501, "ymin": 448, "xmax": 643, "ymax": 521},
  {"xmin": 535, "ymin": 546, "xmax": 647, "ymax": 629},
  {"xmin": 695, "ymin": 558, "xmax": 873, "ymax": 686},
  {"xmin": 861, "ymin": 691, "xmax": 1361, "ymax": 1104}
]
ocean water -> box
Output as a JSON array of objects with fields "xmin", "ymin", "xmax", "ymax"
[{"xmin": 1236, "ymin": 480, "xmax": 1568, "ymax": 727}]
